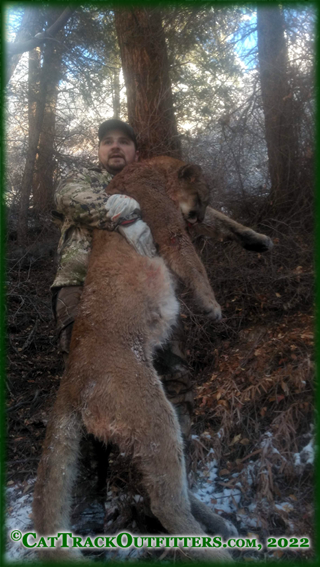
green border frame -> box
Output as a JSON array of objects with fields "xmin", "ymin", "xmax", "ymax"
[{"xmin": 1, "ymin": 2, "xmax": 318, "ymax": 567}]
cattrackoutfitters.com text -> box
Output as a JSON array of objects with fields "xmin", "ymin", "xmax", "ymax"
[{"xmin": 12, "ymin": 531, "xmax": 263, "ymax": 551}]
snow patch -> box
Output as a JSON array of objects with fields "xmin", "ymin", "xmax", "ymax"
[
  {"xmin": 275, "ymin": 502, "xmax": 294, "ymax": 513},
  {"xmin": 5, "ymin": 481, "xmax": 35, "ymax": 562},
  {"xmin": 293, "ymin": 438, "xmax": 315, "ymax": 471},
  {"xmin": 192, "ymin": 459, "xmax": 240, "ymax": 516}
]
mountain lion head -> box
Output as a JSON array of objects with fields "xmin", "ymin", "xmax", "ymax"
[{"xmin": 176, "ymin": 163, "xmax": 209, "ymax": 224}]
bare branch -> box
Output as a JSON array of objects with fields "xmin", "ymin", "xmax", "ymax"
[{"xmin": 7, "ymin": 7, "xmax": 75, "ymax": 57}]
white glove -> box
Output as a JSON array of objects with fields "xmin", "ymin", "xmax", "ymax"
[
  {"xmin": 118, "ymin": 220, "xmax": 157, "ymax": 258},
  {"xmin": 105, "ymin": 194, "xmax": 141, "ymax": 225},
  {"xmin": 105, "ymin": 194, "xmax": 156, "ymax": 258}
]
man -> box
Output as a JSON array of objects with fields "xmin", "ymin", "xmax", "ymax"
[{"xmin": 52, "ymin": 119, "xmax": 193, "ymax": 446}]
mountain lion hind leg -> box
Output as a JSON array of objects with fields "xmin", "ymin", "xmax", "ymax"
[
  {"xmin": 80, "ymin": 355, "xmax": 232, "ymax": 562},
  {"xmin": 33, "ymin": 393, "xmax": 84, "ymax": 560}
]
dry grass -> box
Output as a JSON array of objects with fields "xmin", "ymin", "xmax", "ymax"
[
  {"xmin": 182, "ymin": 218, "xmax": 315, "ymax": 558},
  {"xmin": 6, "ymin": 206, "xmax": 315, "ymax": 560}
]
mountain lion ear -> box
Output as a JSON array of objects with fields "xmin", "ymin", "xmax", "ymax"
[{"xmin": 178, "ymin": 164, "xmax": 202, "ymax": 182}]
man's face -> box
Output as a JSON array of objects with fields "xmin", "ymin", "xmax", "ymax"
[{"xmin": 98, "ymin": 129, "xmax": 139, "ymax": 174}]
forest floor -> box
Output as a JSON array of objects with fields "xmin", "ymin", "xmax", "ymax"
[{"xmin": 4, "ymin": 216, "xmax": 315, "ymax": 563}]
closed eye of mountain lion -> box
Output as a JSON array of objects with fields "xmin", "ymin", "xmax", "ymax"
[{"xmin": 33, "ymin": 156, "xmax": 267, "ymax": 561}]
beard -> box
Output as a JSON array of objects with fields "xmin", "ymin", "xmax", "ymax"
[{"xmin": 101, "ymin": 155, "xmax": 127, "ymax": 174}]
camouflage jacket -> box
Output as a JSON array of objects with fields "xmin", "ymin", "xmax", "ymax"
[{"xmin": 51, "ymin": 165, "xmax": 115, "ymax": 288}]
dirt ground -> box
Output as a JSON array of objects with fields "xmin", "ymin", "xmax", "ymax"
[{"xmin": 5, "ymin": 217, "xmax": 315, "ymax": 562}]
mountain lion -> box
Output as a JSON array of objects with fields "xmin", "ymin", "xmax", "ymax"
[{"xmin": 33, "ymin": 157, "xmax": 271, "ymax": 560}]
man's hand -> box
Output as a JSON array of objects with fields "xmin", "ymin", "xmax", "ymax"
[
  {"xmin": 105, "ymin": 194, "xmax": 141, "ymax": 225},
  {"xmin": 106, "ymin": 194, "xmax": 156, "ymax": 258}
]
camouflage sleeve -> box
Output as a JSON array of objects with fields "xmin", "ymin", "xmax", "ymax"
[{"xmin": 54, "ymin": 168, "xmax": 115, "ymax": 230}]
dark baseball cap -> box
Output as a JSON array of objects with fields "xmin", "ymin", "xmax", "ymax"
[{"xmin": 98, "ymin": 119, "xmax": 137, "ymax": 148}]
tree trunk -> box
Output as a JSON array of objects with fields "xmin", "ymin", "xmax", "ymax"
[
  {"xmin": 7, "ymin": 8, "xmax": 74, "ymax": 58},
  {"xmin": 18, "ymin": 60, "xmax": 48, "ymax": 244},
  {"xmin": 257, "ymin": 6, "xmax": 299, "ymax": 213},
  {"xmin": 33, "ymin": 23, "xmax": 62, "ymax": 214},
  {"xmin": 17, "ymin": 41, "xmax": 60, "ymax": 242},
  {"xmin": 115, "ymin": 8, "xmax": 181, "ymax": 160},
  {"xmin": 17, "ymin": 9, "xmax": 65, "ymax": 242},
  {"xmin": 112, "ymin": 65, "xmax": 121, "ymax": 119},
  {"xmin": 6, "ymin": 8, "xmax": 43, "ymax": 84},
  {"xmin": 28, "ymin": 46, "xmax": 41, "ymax": 158}
]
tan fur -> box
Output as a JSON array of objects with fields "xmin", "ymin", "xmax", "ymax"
[
  {"xmin": 191, "ymin": 205, "xmax": 273, "ymax": 252},
  {"xmin": 33, "ymin": 157, "xmax": 234, "ymax": 561},
  {"xmin": 107, "ymin": 158, "xmax": 222, "ymax": 319},
  {"xmin": 140, "ymin": 156, "xmax": 273, "ymax": 254}
]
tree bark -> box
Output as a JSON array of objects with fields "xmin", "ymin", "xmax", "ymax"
[
  {"xmin": 28, "ymin": 46, "xmax": 41, "ymax": 153},
  {"xmin": 18, "ymin": 22, "xmax": 63, "ymax": 242},
  {"xmin": 112, "ymin": 66, "xmax": 121, "ymax": 118},
  {"xmin": 257, "ymin": 6, "xmax": 299, "ymax": 212},
  {"xmin": 115, "ymin": 8, "xmax": 181, "ymax": 160},
  {"xmin": 33, "ymin": 12, "xmax": 63, "ymax": 214},
  {"xmin": 18, "ymin": 59, "xmax": 49, "ymax": 244},
  {"xmin": 17, "ymin": 8, "xmax": 67, "ymax": 242}
]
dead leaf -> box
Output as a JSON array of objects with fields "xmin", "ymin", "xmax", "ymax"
[
  {"xmin": 269, "ymin": 395, "xmax": 285, "ymax": 403},
  {"xmin": 276, "ymin": 502, "xmax": 294, "ymax": 513},
  {"xmin": 281, "ymin": 381, "xmax": 289, "ymax": 394},
  {"xmin": 289, "ymin": 494, "xmax": 297, "ymax": 501},
  {"xmin": 201, "ymin": 430, "xmax": 211, "ymax": 437},
  {"xmin": 247, "ymin": 532, "xmax": 259, "ymax": 539},
  {"xmin": 231, "ymin": 495, "xmax": 239, "ymax": 510},
  {"xmin": 230, "ymin": 434, "xmax": 242, "ymax": 446},
  {"xmin": 219, "ymin": 469, "xmax": 230, "ymax": 476},
  {"xmin": 301, "ymin": 332, "xmax": 313, "ymax": 340}
]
